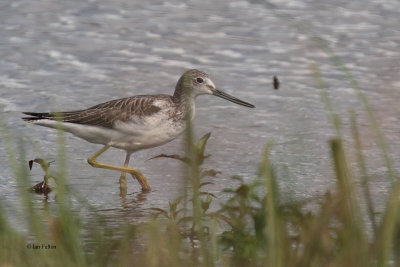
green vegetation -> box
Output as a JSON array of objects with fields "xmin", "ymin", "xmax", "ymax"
[
  {"xmin": 1, "ymin": 87, "xmax": 399, "ymax": 266},
  {"xmin": 0, "ymin": 37, "xmax": 398, "ymax": 267}
]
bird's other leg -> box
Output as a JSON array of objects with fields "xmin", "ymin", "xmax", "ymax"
[
  {"xmin": 87, "ymin": 145, "xmax": 151, "ymax": 192},
  {"xmin": 119, "ymin": 153, "xmax": 130, "ymax": 196}
]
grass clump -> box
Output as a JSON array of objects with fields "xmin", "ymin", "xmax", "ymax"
[
  {"xmin": 1, "ymin": 111, "xmax": 399, "ymax": 267},
  {"xmin": 0, "ymin": 66, "xmax": 399, "ymax": 267}
]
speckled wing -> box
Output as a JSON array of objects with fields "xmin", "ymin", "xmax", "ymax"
[{"xmin": 22, "ymin": 96, "xmax": 162, "ymax": 129}]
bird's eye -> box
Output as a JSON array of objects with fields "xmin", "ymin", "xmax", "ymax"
[{"xmin": 196, "ymin": 77, "xmax": 204, "ymax": 83}]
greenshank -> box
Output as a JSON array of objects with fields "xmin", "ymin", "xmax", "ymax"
[{"xmin": 23, "ymin": 69, "xmax": 255, "ymax": 192}]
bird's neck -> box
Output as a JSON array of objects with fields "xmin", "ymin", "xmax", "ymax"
[{"xmin": 172, "ymin": 76, "xmax": 196, "ymax": 121}]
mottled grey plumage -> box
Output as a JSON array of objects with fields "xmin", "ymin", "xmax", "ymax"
[{"xmin": 23, "ymin": 95, "xmax": 166, "ymax": 128}]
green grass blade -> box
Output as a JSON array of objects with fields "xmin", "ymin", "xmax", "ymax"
[
  {"xmin": 350, "ymin": 111, "xmax": 377, "ymax": 234},
  {"xmin": 261, "ymin": 144, "xmax": 287, "ymax": 267}
]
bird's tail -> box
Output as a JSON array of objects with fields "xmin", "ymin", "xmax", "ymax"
[{"xmin": 22, "ymin": 112, "xmax": 59, "ymax": 122}]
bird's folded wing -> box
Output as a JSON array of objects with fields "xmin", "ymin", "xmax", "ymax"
[{"xmin": 23, "ymin": 96, "xmax": 162, "ymax": 129}]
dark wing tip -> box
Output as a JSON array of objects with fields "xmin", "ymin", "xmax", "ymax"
[
  {"xmin": 22, "ymin": 111, "xmax": 44, "ymax": 116},
  {"xmin": 22, "ymin": 112, "xmax": 51, "ymax": 121}
]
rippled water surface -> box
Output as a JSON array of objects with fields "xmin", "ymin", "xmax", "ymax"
[{"xmin": 0, "ymin": 0, "xmax": 399, "ymax": 231}]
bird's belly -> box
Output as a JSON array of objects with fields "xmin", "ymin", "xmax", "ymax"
[
  {"xmin": 111, "ymin": 121, "xmax": 186, "ymax": 152},
  {"xmin": 42, "ymin": 114, "xmax": 187, "ymax": 152}
]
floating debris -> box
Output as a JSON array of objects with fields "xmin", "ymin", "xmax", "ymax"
[
  {"xmin": 28, "ymin": 158, "xmax": 55, "ymax": 195},
  {"xmin": 31, "ymin": 181, "xmax": 52, "ymax": 194},
  {"xmin": 273, "ymin": 76, "xmax": 280, "ymax": 90}
]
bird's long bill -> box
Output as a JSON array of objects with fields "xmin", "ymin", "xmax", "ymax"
[{"xmin": 212, "ymin": 89, "xmax": 255, "ymax": 108}]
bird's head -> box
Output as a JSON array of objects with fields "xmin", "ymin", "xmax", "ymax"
[{"xmin": 177, "ymin": 69, "xmax": 255, "ymax": 108}]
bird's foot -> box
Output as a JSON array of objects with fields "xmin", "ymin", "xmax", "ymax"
[{"xmin": 130, "ymin": 173, "xmax": 151, "ymax": 193}]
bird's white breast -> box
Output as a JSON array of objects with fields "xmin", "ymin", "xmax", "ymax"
[{"xmin": 110, "ymin": 99, "xmax": 187, "ymax": 151}]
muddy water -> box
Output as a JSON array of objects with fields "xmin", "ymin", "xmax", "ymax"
[{"xmin": 0, "ymin": 0, "xmax": 399, "ymax": 231}]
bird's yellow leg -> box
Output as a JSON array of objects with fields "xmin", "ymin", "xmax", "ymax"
[
  {"xmin": 87, "ymin": 145, "xmax": 151, "ymax": 192},
  {"xmin": 119, "ymin": 154, "xmax": 131, "ymax": 196}
]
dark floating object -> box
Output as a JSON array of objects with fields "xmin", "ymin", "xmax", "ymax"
[
  {"xmin": 31, "ymin": 181, "xmax": 52, "ymax": 194},
  {"xmin": 273, "ymin": 76, "xmax": 280, "ymax": 90},
  {"xmin": 28, "ymin": 158, "xmax": 54, "ymax": 195}
]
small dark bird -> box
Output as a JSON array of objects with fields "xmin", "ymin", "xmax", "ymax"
[{"xmin": 273, "ymin": 76, "xmax": 279, "ymax": 90}]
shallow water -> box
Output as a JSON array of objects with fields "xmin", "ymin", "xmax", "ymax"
[{"xmin": 0, "ymin": 0, "xmax": 399, "ymax": 232}]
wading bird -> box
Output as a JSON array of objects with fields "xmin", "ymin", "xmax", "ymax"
[{"xmin": 23, "ymin": 69, "xmax": 255, "ymax": 192}]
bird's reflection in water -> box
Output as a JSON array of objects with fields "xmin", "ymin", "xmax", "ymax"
[
  {"xmin": 120, "ymin": 190, "xmax": 148, "ymax": 209},
  {"xmin": 95, "ymin": 190, "xmax": 152, "ymax": 227}
]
